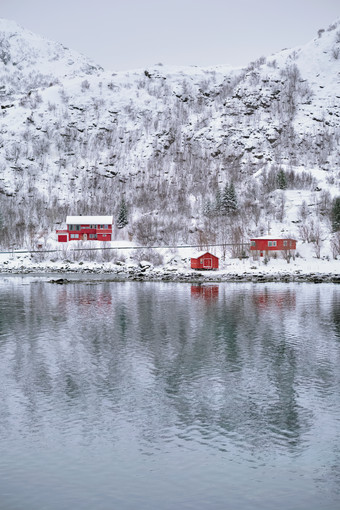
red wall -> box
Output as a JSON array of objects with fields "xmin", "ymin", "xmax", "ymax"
[
  {"xmin": 250, "ymin": 239, "xmax": 296, "ymax": 253},
  {"xmin": 57, "ymin": 224, "xmax": 113, "ymax": 242},
  {"xmin": 191, "ymin": 253, "xmax": 219, "ymax": 270},
  {"xmin": 97, "ymin": 233, "xmax": 112, "ymax": 241}
]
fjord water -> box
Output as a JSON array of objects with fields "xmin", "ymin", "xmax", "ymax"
[{"xmin": 0, "ymin": 278, "xmax": 339, "ymax": 510}]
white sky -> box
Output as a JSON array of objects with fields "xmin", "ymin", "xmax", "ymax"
[{"xmin": 1, "ymin": 0, "xmax": 339, "ymax": 71}]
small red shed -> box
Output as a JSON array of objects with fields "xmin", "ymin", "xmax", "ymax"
[
  {"xmin": 191, "ymin": 252, "xmax": 219, "ymax": 270},
  {"xmin": 250, "ymin": 237, "xmax": 297, "ymax": 257}
]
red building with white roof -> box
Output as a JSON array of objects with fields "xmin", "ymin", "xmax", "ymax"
[
  {"xmin": 56, "ymin": 216, "xmax": 113, "ymax": 242},
  {"xmin": 250, "ymin": 236, "xmax": 296, "ymax": 257}
]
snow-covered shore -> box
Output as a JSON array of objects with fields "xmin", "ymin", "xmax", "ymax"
[{"xmin": 1, "ymin": 252, "xmax": 339, "ymax": 283}]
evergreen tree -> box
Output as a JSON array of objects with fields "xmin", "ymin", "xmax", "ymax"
[
  {"xmin": 117, "ymin": 198, "xmax": 128, "ymax": 229},
  {"xmin": 214, "ymin": 188, "xmax": 222, "ymax": 216},
  {"xmin": 221, "ymin": 184, "xmax": 229, "ymax": 215},
  {"xmin": 331, "ymin": 196, "xmax": 340, "ymax": 232},
  {"xmin": 221, "ymin": 182, "xmax": 238, "ymax": 215},
  {"xmin": 228, "ymin": 182, "xmax": 238, "ymax": 213},
  {"xmin": 277, "ymin": 169, "xmax": 287, "ymax": 190},
  {"xmin": 203, "ymin": 199, "xmax": 213, "ymax": 217}
]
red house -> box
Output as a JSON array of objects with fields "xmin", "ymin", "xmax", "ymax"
[
  {"xmin": 250, "ymin": 237, "xmax": 297, "ymax": 257},
  {"xmin": 191, "ymin": 252, "xmax": 219, "ymax": 270},
  {"xmin": 56, "ymin": 215, "xmax": 113, "ymax": 242}
]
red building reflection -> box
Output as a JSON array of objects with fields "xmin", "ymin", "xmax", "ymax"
[
  {"xmin": 253, "ymin": 290, "xmax": 296, "ymax": 310},
  {"xmin": 57, "ymin": 286, "xmax": 113, "ymax": 312},
  {"xmin": 191, "ymin": 284, "xmax": 219, "ymax": 301}
]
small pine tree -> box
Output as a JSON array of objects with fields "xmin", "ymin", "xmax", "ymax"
[
  {"xmin": 117, "ymin": 198, "xmax": 128, "ymax": 229},
  {"xmin": 277, "ymin": 169, "xmax": 287, "ymax": 190},
  {"xmin": 221, "ymin": 183, "xmax": 238, "ymax": 215},
  {"xmin": 228, "ymin": 183, "xmax": 238, "ymax": 212},
  {"xmin": 203, "ymin": 199, "xmax": 213, "ymax": 217},
  {"xmin": 331, "ymin": 196, "xmax": 340, "ymax": 232},
  {"xmin": 221, "ymin": 184, "xmax": 229, "ymax": 215},
  {"xmin": 214, "ymin": 188, "xmax": 222, "ymax": 216}
]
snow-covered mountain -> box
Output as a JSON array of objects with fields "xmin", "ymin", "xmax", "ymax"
[
  {"xmin": 0, "ymin": 18, "xmax": 339, "ymax": 259},
  {"xmin": 0, "ymin": 18, "xmax": 101, "ymax": 96}
]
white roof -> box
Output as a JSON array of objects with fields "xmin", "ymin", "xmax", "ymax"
[
  {"xmin": 66, "ymin": 215, "xmax": 113, "ymax": 225},
  {"xmin": 250, "ymin": 235, "xmax": 296, "ymax": 240}
]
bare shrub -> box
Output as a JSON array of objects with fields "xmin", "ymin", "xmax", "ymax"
[
  {"xmin": 276, "ymin": 192, "xmax": 286, "ymax": 222},
  {"xmin": 307, "ymin": 221, "xmax": 323, "ymax": 258},
  {"xmin": 317, "ymin": 190, "xmax": 332, "ymax": 217},
  {"xmin": 81, "ymin": 79, "xmax": 90, "ymax": 91},
  {"xmin": 299, "ymin": 200, "xmax": 309, "ymax": 222},
  {"xmin": 331, "ymin": 232, "xmax": 340, "ymax": 259},
  {"xmin": 332, "ymin": 47, "xmax": 340, "ymax": 60},
  {"xmin": 134, "ymin": 248, "xmax": 164, "ymax": 266},
  {"xmin": 101, "ymin": 243, "xmax": 113, "ymax": 262},
  {"xmin": 31, "ymin": 249, "xmax": 46, "ymax": 263},
  {"xmin": 57, "ymin": 245, "xmax": 70, "ymax": 261},
  {"xmin": 132, "ymin": 216, "xmax": 161, "ymax": 246},
  {"xmin": 298, "ymin": 219, "xmax": 323, "ymax": 258},
  {"xmin": 0, "ymin": 33, "xmax": 10, "ymax": 64},
  {"xmin": 196, "ymin": 226, "xmax": 216, "ymax": 252},
  {"xmin": 114, "ymin": 252, "xmax": 126, "ymax": 264},
  {"xmin": 327, "ymin": 23, "xmax": 338, "ymax": 32},
  {"xmin": 246, "ymin": 56, "xmax": 266, "ymax": 71},
  {"xmin": 299, "ymin": 219, "xmax": 316, "ymax": 243}
]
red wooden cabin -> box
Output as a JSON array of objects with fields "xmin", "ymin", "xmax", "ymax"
[
  {"xmin": 56, "ymin": 215, "xmax": 113, "ymax": 242},
  {"xmin": 250, "ymin": 237, "xmax": 296, "ymax": 257},
  {"xmin": 191, "ymin": 252, "xmax": 219, "ymax": 270}
]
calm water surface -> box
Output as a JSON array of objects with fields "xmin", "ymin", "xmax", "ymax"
[{"xmin": 0, "ymin": 277, "xmax": 340, "ymax": 510}]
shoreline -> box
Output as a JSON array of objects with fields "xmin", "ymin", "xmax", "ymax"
[{"xmin": 1, "ymin": 266, "xmax": 339, "ymax": 284}]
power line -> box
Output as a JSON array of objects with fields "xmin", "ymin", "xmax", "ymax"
[{"xmin": 0, "ymin": 243, "xmax": 250, "ymax": 255}]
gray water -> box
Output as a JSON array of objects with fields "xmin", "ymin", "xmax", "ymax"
[{"xmin": 0, "ymin": 277, "xmax": 340, "ymax": 510}]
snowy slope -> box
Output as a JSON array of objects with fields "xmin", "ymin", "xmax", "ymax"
[
  {"xmin": 0, "ymin": 18, "xmax": 101, "ymax": 96},
  {"xmin": 0, "ymin": 18, "xmax": 339, "ymax": 263}
]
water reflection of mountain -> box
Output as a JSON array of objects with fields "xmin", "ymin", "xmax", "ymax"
[
  {"xmin": 0, "ymin": 280, "xmax": 339, "ymax": 461},
  {"xmin": 332, "ymin": 287, "xmax": 340, "ymax": 339}
]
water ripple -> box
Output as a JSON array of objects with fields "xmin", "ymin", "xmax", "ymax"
[{"xmin": 0, "ymin": 279, "xmax": 340, "ymax": 509}]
